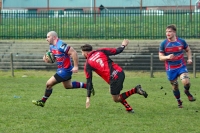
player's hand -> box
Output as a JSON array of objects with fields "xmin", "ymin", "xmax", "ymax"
[
  {"xmin": 167, "ymin": 54, "xmax": 174, "ymax": 60},
  {"xmin": 187, "ymin": 59, "xmax": 192, "ymax": 64},
  {"xmin": 86, "ymin": 97, "xmax": 90, "ymax": 108},
  {"xmin": 122, "ymin": 39, "xmax": 129, "ymax": 47},
  {"xmin": 43, "ymin": 55, "xmax": 50, "ymax": 63},
  {"xmin": 71, "ymin": 66, "xmax": 78, "ymax": 73}
]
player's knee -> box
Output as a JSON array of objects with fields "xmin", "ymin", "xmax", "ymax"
[
  {"xmin": 180, "ymin": 75, "xmax": 189, "ymax": 80},
  {"xmin": 113, "ymin": 99, "xmax": 119, "ymax": 103},
  {"xmin": 112, "ymin": 96, "xmax": 120, "ymax": 103},
  {"xmin": 46, "ymin": 80, "xmax": 55, "ymax": 89},
  {"xmin": 46, "ymin": 85, "xmax": 52, "ymax": 89},
  {"xmin": 171, "ymin": 80, "xmax": 178, "ymax": 89},
  {"xmin": 65, "ymin": 86, "xmax": 70, "ymax": 89},
  {"xmin": 64, "ymin": 85, "xmax": 72, "ymax": 89},
  {"xmin": 63, "ymin": 82, "xmax": 73, "ymax": 89},
  {"xmin": 46, "ymin": 83, "xmax": 51, "ymax": 89},
  {"xmin": 171, "ymin": 80, "xmax": 178, "ymax": 86}
]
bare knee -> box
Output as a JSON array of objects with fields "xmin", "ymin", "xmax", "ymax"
[
  {"xmin": 170, "ymin": 80, "xmax": 179, "ymax": 90},
  {"xmin": 64, "ymin": 84, "xmax": 72, "ymax": 89},
  {"xmin": 180, "ymin": 74, "xmax": 190, "ymax": 85},
  {"xmin": 46, "ymin": 84, "xmax": 53, "ymax": 90},
  {"xmin": 63, "ymin": 81, "xmax": 72, "ymax": 89},
  {"xmin": 112, "ymin": 95, "xmax": 121, "ymax": 103},
  {"xmin": 113, "ymin": 99, "xmax": 119, "ymax": 103},
  {"xmin": 46, "ymin": 76, "xmax": 57, "ymax": 89}
]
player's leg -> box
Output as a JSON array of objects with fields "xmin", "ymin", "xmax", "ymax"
[
  {"xmin": 60, "ymin": 69, "xmax": 87, "ymax": 89},
  {"xmin": 110, "ymin": 71, "xmax": 148, "ymax": 113},
  {"xmin": 117, "ymin": 85, "xmax": 148, "ymax": 113},
  {"xmin": 63, "ymin": 80, "xmax": 87, "ymax": 89},
  {"xmin": 170, "ymin": 79, "xmax": 182, "ymax": 108},
  {"xmin": 167, "ymin": 70, "xmax": 183, "ymax": 108},
  {"xmin": 61, "ymin": 73, "xmax": 95, "ymax": 95},
  {"xmin": 110, "ymin": 71, "xmax": 133, "ymax": 112},
  {"xmin": 32, "ymin": 75, "xmax": 58, "ymax": 107},
  {"xmin": 112, "ymin": 94, "xmax": 134, "ymax": 113},
  {"xmin": 112, "ymin": 87, "xmax": 147, "ymax": 113},
  {"xmin": 120, "ymin": 84, "xmax": 148, "ymax": 99},
  {"xmin": 180, "ymin": 72, "xmax": 196, "ymax": 101}
]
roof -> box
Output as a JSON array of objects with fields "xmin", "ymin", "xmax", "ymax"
[{"xmin": 2, "ymin": 0, "xmax": 199, "ymax": 9}]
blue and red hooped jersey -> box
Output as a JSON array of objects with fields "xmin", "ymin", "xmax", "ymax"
[
  {"xmin": 49, "ymin": 39, "xmax": 73, "ymax": 71},
  {"xmin": 159, "ymin": 37, "xmax": 188, "ymax": 71}
]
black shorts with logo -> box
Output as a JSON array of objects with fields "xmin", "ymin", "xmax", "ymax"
[{"xmin": 110, "ymin": 71, "xmax": 125, "ymax": 95}]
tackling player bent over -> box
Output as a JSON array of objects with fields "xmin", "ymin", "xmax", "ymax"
[{"xmin": 81, "ymin": 39, "xmax": 148, "ymax": 113}]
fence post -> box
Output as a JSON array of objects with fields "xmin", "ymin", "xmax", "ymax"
[
  {"xmin": 193, "ymin": 53, "xmax": 196, "ymax": 78},
  {"xmin": 150, "ymin": 53, "xmax": 154, "ymax": 78},
  {"xmin": 10, "ymin": 53, "xmax": 14, "ymax": 77}
]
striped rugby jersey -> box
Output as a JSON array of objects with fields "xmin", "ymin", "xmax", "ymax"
[
  {"xmin": 49, "ymin": 39, "xmax": 73, "ymax": 71},
  {"xmin": 159, "ymin": 37, "xmax": 188, "ymax": 71}
]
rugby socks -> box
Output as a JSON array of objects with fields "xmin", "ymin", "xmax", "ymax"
[
  {"xmin": 120, "ymin": 99, "xmax": 133, "ymax": 111},
  {"xmin": 184, "ymin": 84, "xmax": 196, "ymax": 101},
  {"xmin": 184, "ymin": 85, "xmax": 192, "ymax": 97},
  {"xmin": 119, "ymin": 88, "xmax": 136, "ymax": 100},
  {"xmin": 72, "ymin": 81, "xmax": 87, "ymax": 88},
  {"xmin": 173, "ymin": 89, "xmax": 182, "ymax": 105},
  {"xmin": 42, "ymin": 89, "xmax": 53, "ymax": 102},
  {"xmin": 120, "ymin": 94, "xmax": 133, "ymax": 111}
]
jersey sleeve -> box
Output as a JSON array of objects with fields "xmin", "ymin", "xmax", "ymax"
[
  {"xmin": 84, "ymin": 62, "xmax": 94, "ymax": 97},
  {"xmin": 181, "ymin": 39, "xmax": 188, "ymax": 49},
  {"xmin": 159, "ymin": 40, "xmax": 166, "ymax": 53},
  {"xmin": 58, "ymin": 42, "xmax": 70, "ymax": 54},
  {"xmin": 98, "ymin": 46, "xmax": 125, "ymax": 56},
  {"xmin": 49, "ymin": 45, "xmax": 53, "ymax": 52}
]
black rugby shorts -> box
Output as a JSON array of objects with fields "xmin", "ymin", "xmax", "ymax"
[{"xmin": 110, "ymin": 71, "xmax": 125, "ymax": 95}]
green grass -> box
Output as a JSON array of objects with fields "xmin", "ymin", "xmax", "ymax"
[{"xmin": 0, "ymin": 70, "xmax": 200, "ymax": 133}]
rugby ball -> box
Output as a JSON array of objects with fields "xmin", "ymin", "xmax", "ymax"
[{"xmin": 46, "ymin": 51, "xmax": 55, "ymax": 63}]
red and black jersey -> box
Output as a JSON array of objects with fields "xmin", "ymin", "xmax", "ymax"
[{"xmin": 84, "ymin": 46, "xmax": 125, "ymax": 97}]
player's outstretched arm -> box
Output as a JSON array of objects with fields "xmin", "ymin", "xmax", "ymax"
[
  {"xmin": 115, "ymin": 39, "xmax": 129, "ymax": 54},
  {"xmin": 85, "ymin": 70, "xmax": 94, "ymax": 108},
  {"xmin": 121, "ymin": 39, "xmax": 129, "ymax": 47},
  {"xmin": 102, "ymin": 39, "xmax": 129, "ymax": 56}
]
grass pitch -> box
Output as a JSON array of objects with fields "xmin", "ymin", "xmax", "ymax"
[{"xmin": 0, "ymin": 70, "xmax": 200, "ymax": 133}]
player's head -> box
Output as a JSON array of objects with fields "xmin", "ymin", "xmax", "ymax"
[
  {"xmin": 80, "ymin": 44, "xmax": 93, "ymax": 59},
  {"xmin": 46, "ymin": 31, "xmax": 58, "ymax": 45},
  {"xmin": 166, "ymin": 24, "xmax": 176, "ymax": 40}
]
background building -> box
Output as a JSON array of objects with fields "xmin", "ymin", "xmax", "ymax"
[{"xmin": 1, "ymin": 0, "xmax": 200, "ymax": 11}]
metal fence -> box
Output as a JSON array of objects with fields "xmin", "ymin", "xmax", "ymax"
[
  {"xmin": 0, "ymin": 10, "xmax": 200, "ymax": 39},
  {"xmin": 6, "ymin": 52, "xmax": 200, "ymax": 78}
]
